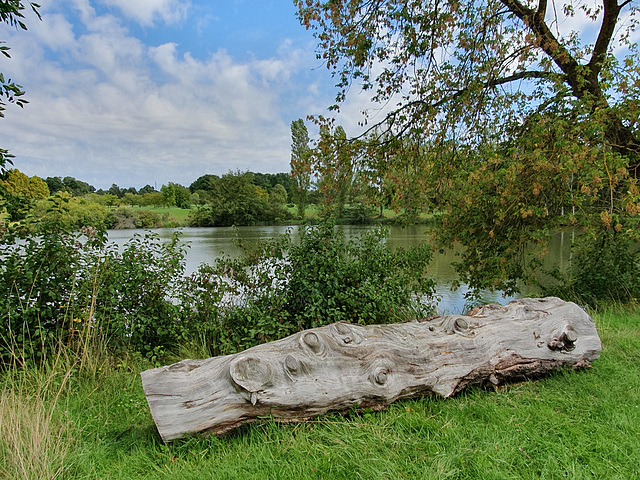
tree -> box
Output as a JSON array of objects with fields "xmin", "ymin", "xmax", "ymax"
[
  {"xmin": 297, "ymin": 0, "xmax": 639, "ymax": 165},
  {"xmin": 188, "ymin": 171, "xmax": 288, "ymax": 227},
  {"xmin": 315, "ymin": 125, "xmax": 355, "ymax": 218},
  {"xmin": 172, "ymin": 183, "xmax": 191, "ymax": 209},
  {"xmin": 290, "ymin": 119, "xmax": 313, "ymax": 218},
  {"xmin": 0, "ymin": 168, "xmax": 49, "ymax": 220},
  {"xmin": 161, "ymin": 183, "xmax": 176, "ymax": 208},
  {"xmin": 0, "ymin": 1, "xmax": 40, "ymax": 174},
  {"xmin": 1, "ymin": 169, "xmax": 48, "ymax": 198},
  {"xmin": 123, "ymin": 192, "xmax": 142, "ymax": 206},
  {"xmin": 139, "ymin": 184, "xmax": 156, "ymax": 195},
  {"xmin": 45, "ymin": 176, "xmax": 65, "ymax": 194},
  {"xmin": 108, "ymin": 183, "xmax": 123, "ymax": 198},
  {"xmin": 297, "ymin": 0, "xmax": 640, "ymax": 295},
  {"xmin": 189, "ymin": 174, "xmax": 220, "ymax": 194},
  {"xmin": 142, "ymin": 191, "xmax": 164, "ymax": 208},
  {"xmin": 268, "ymin": 183, "xmax": 289, "ymax": 220},
  {"xmin": 62, "ymin": 176, "xmax": 95, "ymax": 196}
]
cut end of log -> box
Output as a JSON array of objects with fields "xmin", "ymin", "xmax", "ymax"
[{"xmin": 141, "ymin": 297, "xmax": 601, "ymax": 442}]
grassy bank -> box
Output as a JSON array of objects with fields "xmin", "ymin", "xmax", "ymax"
[{"xmin": 1, "ymin": 306, "xmax": 638, "ymax": 479}]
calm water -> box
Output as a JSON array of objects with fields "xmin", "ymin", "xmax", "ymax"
[{"xmin": 108, "ymin": 225, "xmax": 573, "ymax": 314}]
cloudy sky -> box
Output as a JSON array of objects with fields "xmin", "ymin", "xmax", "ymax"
[
  {"xmin": 1, "ymin": 1, "xmax": 635, "ymax": 190},
  {"xmin": 0, "ymin": 0, "xmax": 348, "ymax": 189}
]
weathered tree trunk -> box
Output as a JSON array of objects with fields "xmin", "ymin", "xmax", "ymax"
[{"xmin": 141, "ymin": 297, "xmax": 601, "ymax": 442}]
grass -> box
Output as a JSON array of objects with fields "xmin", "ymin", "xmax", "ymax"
[
  {"xmin": 134, "ymin": 206, "xmax": 193, "ymax": 223},
  {"xmin": 1, "ymin": 306, "xmax": 639, "ymax": 479}
]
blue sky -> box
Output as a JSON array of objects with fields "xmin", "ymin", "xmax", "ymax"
[{"xmin": 0, "ymin": 0, "xmax": 351, "ymax": 189}]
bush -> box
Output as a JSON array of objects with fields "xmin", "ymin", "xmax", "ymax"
[
  {"xmin": 0, "ymin": 220, "xmax": 87, "ymax": 365},
  {"xmin": 0, "ymin": 222, "xmax": 189, "ymax": 366},
  {"xmin": 204, "ymin": 223, "xmax": 436, "ymax": 354},
  {"xmin": 544, "ymin": 230, "xmax": 640, "ymax": 307},
  {"xmin": 1, "ymin": 220, "xmax": 435, "ymax": 366}
]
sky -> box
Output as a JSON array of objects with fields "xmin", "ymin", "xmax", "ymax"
[
  {"xmin": 0, "ymin": 0, "xmax": 351, "ymax": 190},
  {"xmin": 0, "ymin": 1, "xmax": 636, "ymax": 191}
]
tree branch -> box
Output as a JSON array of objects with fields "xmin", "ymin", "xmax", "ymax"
[
  {"xmin": 500, "ymin": 0, "xmax": 583, "ymax": 96},
  {"xmin": 588, "ymin": 0, "xmax": 623, "ymax": 82},
  {"xmin": 356, "ymin": 70, "xmax": 563, "ymax": 141}
]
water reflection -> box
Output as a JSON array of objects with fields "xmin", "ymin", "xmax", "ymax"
[{"xmin": 108, "ymin": 225, "xmax": 574, "ymax": 314}]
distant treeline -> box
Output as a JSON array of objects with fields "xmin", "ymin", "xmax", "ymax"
[
  {"xmin": 41, "ymin": 171, "xmax": 294, "ymax": 200},
  {"xmin": 0, "ymin": 169, "xmax": 302, "ymax": 229}
]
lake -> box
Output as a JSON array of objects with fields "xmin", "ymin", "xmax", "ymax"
[{"xmin": 107, "ymin": 225, "xmax": 574, "ymax": 314}]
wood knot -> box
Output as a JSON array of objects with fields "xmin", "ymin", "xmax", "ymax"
[
  {"xmin": 369, "ymin": 360, "xmax": 393, "ymax": 387},
  {"xmin": 333, "ymin": 322, "xmax": 360, "ymax": 344},
  {"xmin": 229, "ymin": 356, "xmax": 273, "ymax": 400},
  {"xmin": 303, "ymin": 332, "xmax": 320, "ymax": 349},
  {"xmin": 374, "ymin": 369, "xmax": 388, "ymax": 385},
  {"xmin": 284, "ymin": 354, "xmax": 300, "ymax": 376},
  {"xmin": 455, "ymin": 318, "xmax": 468, "ymax": 331},
  {"xmin": 548, "ymin": 326, "xmax": 577, "ymax": 352}
]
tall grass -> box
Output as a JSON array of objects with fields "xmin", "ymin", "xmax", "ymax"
[{"xmin": 0, "ymin": 356, "xmax": 74, "ymax": 480}]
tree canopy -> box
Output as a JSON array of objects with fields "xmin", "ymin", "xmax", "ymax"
[
  {"xmin": 297, "ymin": 0, "xmax": 638, "ymax": 161},
  {"xmin": 297, "ymin": 0, "xmax": 640, "ymax": 294}
]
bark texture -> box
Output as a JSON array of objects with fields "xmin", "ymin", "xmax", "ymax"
[{"xmin": 141, "ymin": 297, "xmax": 601, "ymax": 442}]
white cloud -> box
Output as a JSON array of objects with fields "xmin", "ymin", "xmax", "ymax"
[
  {"xmin": 101, "ymin": 0, "xmax": 190, "ymax": 26},
  {"xmin": 0, "ymin": 3, "xmax": 324, "ymax": 189}
]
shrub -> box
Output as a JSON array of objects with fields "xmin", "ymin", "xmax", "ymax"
[
  {"xmin": 1, "ymin": 219, "xmax": 435, "ymax": 366},
  {"xmin": 205, "ymin": 223, "xmax": 436, "ymax": 355},
  {"xmin": 0, "ymin": 220, "xmax": 87, "ymax": 365},
  {"xmin": 0, "ymin": 222, "xmax": 189, "ymax": 366},
  {"xmin": 90, "ymin": 231, "xmax": 189, "ymax": 360},
  {"xmin": 544, "ymin": 230, "xmax": 640, "ymax": 307}
]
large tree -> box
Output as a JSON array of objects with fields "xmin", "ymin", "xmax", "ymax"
[
  {"xmin": 297, "ymin": 0, "xmax": 638, "ymax": 162},
  {"xmin": 0, "ymin": 168, "xmax": 48, "ymax": 220},
  {"xmin": 297, "ymin": 0, "xmax": 640, "ymax": 295},
  {"xmin": 315, "ymin": 125, "xmax": 355, "ymax": 217}
]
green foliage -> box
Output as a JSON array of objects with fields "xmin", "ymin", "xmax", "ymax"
[
  {"xmin": 315, "ymin": 125, "xmax": 354, "ymax": 218},
  {"xmin": 1, "ymin": 215, "xmax": 433, "ymax": 365},
  {"xmin": 108, "ymin": 207, "xmax": 174, "ymax": 229},
  {"xmin": 92, "ymin": 231, "xmax": 189, "ymax": 360},
  {"xmin": 29, "ymin": 193, "xmax": 111, "ymax": 230},
  {"xmin": 342, "ymin": 202, "xmax": 376, "ymax": 224},
  {"xmin": 290, "ymin": 119, "xmax": 312, "ymax": 218},
  {"xmin": 207, "ymin": 223, "xmax": 435, "ymax": 354},
  {"xmin": 188, "ymin": 171, "xmax": 290, "ymax": 227},
  {"xmin": 251, "ymin": 172, "xmax": 293, "ymax": 196},
  {"xmin": 544, "ymin": 231, "xmax": 640, "ymax": 307},
  {"xmin": 0, "ymin": 169, "xmax": 49, "ymax": 221},
  {"xmin": 1, "ymin": 219, "xmax": 87, "ymax": 365},
  {"xmin": 0, "ymin": 221, "xmax": 189, "ymax": 365},
  {"xmin": 297, "ymin": 0, "xmax": 640, "ymax": 300}
]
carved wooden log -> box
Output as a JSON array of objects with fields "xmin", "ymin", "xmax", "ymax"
[{"xmin": 141, "ymin": 297, "xmax": 601, "ymax": 442}]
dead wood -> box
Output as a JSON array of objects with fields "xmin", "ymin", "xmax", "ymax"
[{"xmin": 141, "ymin": 297, "xmax": 601, "ymax": 441}]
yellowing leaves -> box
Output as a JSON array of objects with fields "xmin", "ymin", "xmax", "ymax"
[{"xmin": 532, "ymin": 183, "xmax": 542, "ymax": 195}]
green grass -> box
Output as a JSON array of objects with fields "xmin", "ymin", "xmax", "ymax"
[
  {"xmin": 2, "ymin": 307, "xmax": 639, "ymax": 479},
  {"xmin": 135, "ymin": 205, "xmax": 193, "ymax": 222}
]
